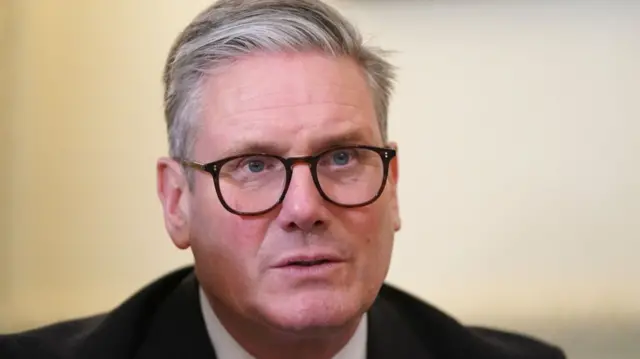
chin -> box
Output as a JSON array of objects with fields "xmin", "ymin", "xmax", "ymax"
[{"xmin": 257, "ymin": 287, "xmax": 366, "ymax": 334}]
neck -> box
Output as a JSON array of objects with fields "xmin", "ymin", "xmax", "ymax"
[{"xmin": 202, "ymin": 291, "xmax": 364, "ymax": 359}]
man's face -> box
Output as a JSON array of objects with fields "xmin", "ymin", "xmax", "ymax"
[{"xmin": 161, "ymin": 52, "xmax": 400, "ymax": 332}]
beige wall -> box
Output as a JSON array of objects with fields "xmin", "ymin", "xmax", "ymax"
[
  {"xmin": 1, "ymin": 0, "xmax": 15, "ymax": 326},
  {"xmin": 2, "ymin": 1, "xmax": 639, "ymax": 346},
  {"xmin": 346, "ymin": 1, "xmax": 640, "ymax": 324}
]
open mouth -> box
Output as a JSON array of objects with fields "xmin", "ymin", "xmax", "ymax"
[{"xmin": 287, "ymin": 259, "xmax": 333, "ymax": 267}]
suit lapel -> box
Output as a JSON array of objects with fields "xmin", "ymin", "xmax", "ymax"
[
  {"xmin": 133, "ymin": 272, "xmax": 217, "ymax": 359},
  {"xmin": 135, "ymin": 277, "xmax": 440, "ymax": 359},
  {"xmin": 133, "ymin": 276, "xmax": 438, "ymax": 359},
  {"xmin": 78, "ymin": 267, "xmax": 462, "ymax": 359},
  {"xmin": 366, "ymin": 290, "xmax": 436, "ymax": 359}
]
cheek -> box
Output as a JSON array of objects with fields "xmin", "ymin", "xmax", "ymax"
[
  {"xmin": 190, "ymin": 195, "xmax": 271, "ymax": 289},
  {"xmin": 345, "ymin": 202, "xmax": 395, "ymax": 263},
  {"xmin": 191, "ymin": 181, "xmax": 266, "ymax": 251},
  {"xmin": 340, "ymin": 205, "xmax": 394, "ymax": 298}
]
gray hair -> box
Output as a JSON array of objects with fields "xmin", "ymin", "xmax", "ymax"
[{"xmin": 162, "ymin": 0, "xmax": 396, "ymax": 164}]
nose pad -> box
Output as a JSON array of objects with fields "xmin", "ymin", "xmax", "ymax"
[
  {"xmin": 286, "ymin": 162, "xmax": 319, "ymax": 198},
  {"xmin": 277, "ymin": 161, "xmax": 328, "ymax": 231}
]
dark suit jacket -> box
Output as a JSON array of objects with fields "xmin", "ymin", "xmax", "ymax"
[{"xmin": 0, "ymin": 266, "xmax": 565, "ymax": 359}]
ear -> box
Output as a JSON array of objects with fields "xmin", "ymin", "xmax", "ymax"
[
  {"xmin": 387, "ymin": 141, "xmax": 401, "ymax": 232},
  {"xmin": 157, "ymin": 157, "xmax": 191, "ymax": 249}
]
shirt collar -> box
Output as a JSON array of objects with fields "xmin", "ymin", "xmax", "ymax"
[{"xmin": 199, "ymin": 287, "xmax": 367, "ymax": 359}]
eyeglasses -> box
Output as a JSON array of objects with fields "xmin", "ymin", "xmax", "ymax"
[{"xmin": 180, "ymin": 145, "xmax": 396, "ymax": 216}]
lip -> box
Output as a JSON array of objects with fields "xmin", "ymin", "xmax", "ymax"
[{"xmin": 272, "ymin": 252, "xmax": 345, "ymax": 268}]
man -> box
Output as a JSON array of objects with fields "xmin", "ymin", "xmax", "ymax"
[{"xmin": 0, "ymin": 1, "xmax": 565, "ymax": 358}]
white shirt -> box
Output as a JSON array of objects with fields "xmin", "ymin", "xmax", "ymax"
[{"xmin": 199, "ymin": 287, "xmax": 368, "ymax": 359}]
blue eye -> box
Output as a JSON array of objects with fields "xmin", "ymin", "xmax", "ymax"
[
  {"xmin": 247, "ymin": 160, "xmax": 265, "ymax": 173},
  {"xmin": 332, "ymin": 151, "xmax": 351, "ymax": 166}
]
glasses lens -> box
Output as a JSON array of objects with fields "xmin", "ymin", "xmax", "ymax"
[
  {"xmin": 217, "ymin": 155, "xmax": 286, "ymax": 214},
  {"xmin": 316, "ymin": 147, "xmax": 385, "ymax": 206}
]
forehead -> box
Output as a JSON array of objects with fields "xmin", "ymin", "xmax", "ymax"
[{"xmin": 196, "ymin": 51, "xmax": 380, "ymax": 158}]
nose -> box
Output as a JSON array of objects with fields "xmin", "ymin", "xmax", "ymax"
[{"xmin": 276, "ymin": 163, "xmax": 329, "ymax": 232}]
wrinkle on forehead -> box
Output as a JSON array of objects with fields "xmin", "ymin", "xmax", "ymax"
[
  {"xmin": 204, "ymin": 51, "xmax": 373, "ymax": 117},
  {"xmin": 196, "ymin": 51, "xmax": 380, "ymax": 159},
  {"xmin": 216, "ymin": 114, "xmax": 378, "ymax": 158}
]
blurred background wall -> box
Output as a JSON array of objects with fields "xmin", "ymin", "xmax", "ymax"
[{"xmin": 1, "ymin": 0, "xmax": 638, "ymax": 357}]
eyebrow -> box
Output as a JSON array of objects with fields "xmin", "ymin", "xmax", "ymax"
[
  {"xmin": 221, "ymin": 140, "xmax": 288, "ymax": 157},
  {"xmin": 221, "ymin": 129, "xmax": 374, "ymax": 158},
  {"xmin": 309, "ymin": 131, "xmax": 372, "ymax": 152}
]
